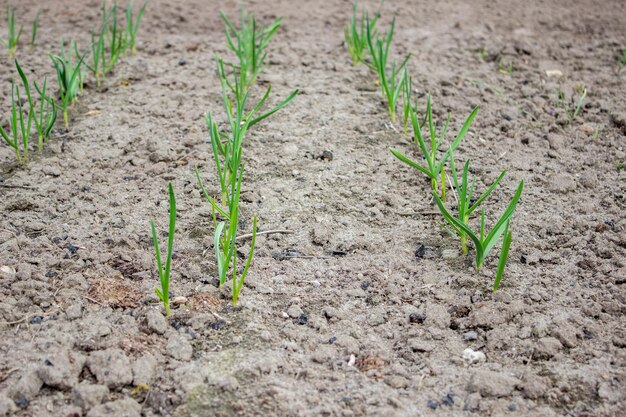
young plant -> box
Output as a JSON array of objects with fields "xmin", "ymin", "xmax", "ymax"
[
  {"xmin": 150, "ymin": 182, "xmax": 176, "ymax": 316},
  {"xmin": 85, "ymin": 3, "xmax": 125, "ymax": 86},
  {"xmin": 433, "ymin": 179, "xmax": 524, "ymax": 274},
  {"xmin": 493, "ymin": 222, "xmax": 512, "ymax": 291},
  {"xmin": 50, "ymin": 40, "xmax": 86, "ymax": 128},
  {"xmin": 366, "ymin": 16, "xmax": 409, "ymax": 123},
  {"xmin": 556, "ymin": 86, "xmax": 587, "ymax": 124},
  {"xmin": 401, "ymin": 67, "xmax": 412, "ymax": 134},
  {"xmin": 15, "ymin": 60, "xmax": 57, "ymax": 151},
  {"xmin": 1, "ymin": 6, "xmax": 23, "ymax": 59},
  {"xmin": 448, "ymin": 157, "xmax": 507, "ymax": 254},
  {"xmin": 390, "ymin": 96, "xmax": 479, "ymax": 201},
  {"xmin": 220, "ymin": 10, "xmax": 282, "ymax": 94},
  {"xmin": 124, "ymin": 0, "xmax": 147, "ymax": 54},
  {"xmin": 196, "ymin": 58, "xmax": 298, "ymax": 305},
  {"xmin": 0, "ymin": 81, "xmax": 33, "ymax": 164},
  {"xmin": 30, "ymin": 9, "xmax": 40, "ymax": 50},
  {"xmin": 344, "ymin": 0, "xmax": 379, "ymax": 66}
]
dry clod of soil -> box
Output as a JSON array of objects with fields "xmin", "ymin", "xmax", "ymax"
[
  {"xmin": 7, "ymin": 369, "xmax": 43, "ymax": 402},
  {"xmin": 86, "ymin": 398, "xmax": 141, "ymax": 417},
  {"xmin": 535, "ymin": 336, "xmax": 563, "ymax": 359},
  {"xmin": 166, "ymin": 333, "xmax": 193, "ymax": 361},
  {"xmin": 132, "ymin": 353, "xmax": 158, "ymax": 386},
  {"xmin": 36, "ymin": 350, "xmax": 86, "ymax": 390},
  {"xmin": 467, "ymin": 370, "xmax": 520, "ymax": 397},
  {"xmin": 0, "ymin": 394, "xmax": 16, "ymax": 416},
  {"xmin": 86, "ymin": 349, "xmax": 133, "ymax": 389},
  {"xmin": 548, "ymin": 173, "xmax": 577, "ymax": 193},
  {"xmin": 72, "ymin": 383, "xmax": 109, "ymax": 411},
  {"xmin": 144, "ymin": 308, "xmax": 168, "ymax": 334}
]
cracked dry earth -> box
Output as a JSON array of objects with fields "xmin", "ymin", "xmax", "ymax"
[{"xmin": 0, "ymin": 0, "xmax": 625, "ymax": 416}]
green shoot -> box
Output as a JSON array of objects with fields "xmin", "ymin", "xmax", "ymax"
[
  {"xmin": 85, "ymin": 3, "xmax": 126, "ymax": 86},
  {"xmin": 50, "ymin": 40, "xmax": 86, "ymax": 128},
  {"xmin": 344, "ymin": 0, "xmax": 379, "ymax": 66},
  {"xmin": 556, "ymin": 87, "xmax": 587, "ymax": 124},
  {"xmin": 390, "ymin": 96, "xmax": 478, "ymax": 201},
  {"xmin": 448, "ymin": 157, "xmax": 506, "ymax": 254},
  {"xmin": 366, "ymin": 16, "xmax": 409, "ymax": 123},
  {"xmin": 0, "ymin": 81, "xmax": 33, "ymax": 164},
  {"xmin": 220, "ymin": 10, "xmax": 282, "ymax": 94},
  {"xmin": 124, "ymin": 0, "xmax": 147, "ymax": 54},
  {"xmin": 30, "ymin": 9, "xmax": 40, "ymax": 49},
  {"xmin": 2, "ymin": 6, "xmax": 23, "ymax": 59},
  {"xmin": 433, "ymin": 180, "xmax": 524, "ymax": 272},
  {"xmin": 15, "ymin": 60, "xmax": 57, "ymax": 151},
  {"xmin": 493, "ymin": 221, "xmax": 512, "ymax": 291},
  {"xmin": 401, "ymin": 67, "xmax": 412, "ymax": 134},
  {"xmin": 150, "ymin": 182, "xmax": 176, "ymax": 317},
  {"xmin": 196, "ymin": 58, "xmax": 297, "ymax": 305}
]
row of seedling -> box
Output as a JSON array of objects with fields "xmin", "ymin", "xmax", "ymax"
[
  {"xmin": 1, "ymin": 6, "xmax": 40, "ymax": 59},
  {"xmin": 1, "ymin": 2, "xmax": 147, "ymax": 163},
  {"xmin": 151, "ymin": 9, "xmax": 297, "ymax": 314},
  {"xmin": 345, "ymin": 2, "xmax": 524, "ymax": 291}
]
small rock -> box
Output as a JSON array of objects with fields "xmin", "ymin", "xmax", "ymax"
[
  {"xmin": 171, "ymin": 296, "xmax": 188, "ymax": 305},
  {"xmin": 462, "ymin": 348, "xmax": 486, "ymax": 364},
  {"xmin": 166, "ymin": 333, "xmax": 193, "ymax": 361},
  {"xmin": 145, "ymin": 309, "xmax": 168, "ymax": 334},
  {"xmin": 72, "ymin": 383, "xmax": 109, "ymax": 411},
  {"xmin": 295, "ymin": 314, "xmax": 308, "ymax": 325},
  {"xmin": 577, "ymin": 124, "xmax": 594, "ymax": 136},
  {"xmin": 463, "ymin": 331, "xmax": 478, "ymax": 341},
  {"xmin": 409, "ymin": 313, "xmax": 426, "ymax": 324},
  {"xmin": 442, "ymin": 249, "xmax": 459, "ymax": 260},
  {"xmin": 286, "ymin": 304, "xmax": 304, "ymax": 319},
  {"xmin": 427, "ymin": 399, "xmax": 439, "ymax": 410},
  {"xmin": 86, "ymin": 398, "xmax": 141, "ymax": 417},
  {"xmin": 467, "ymin": 370, "xmax": 520, "ymax": 397},
  {"xmin": 132, "ymin": 354, "xmax": 157, "ymax": 386},
  {"xmin": 0, "ymin": 265, "xmax": 16, "ymax": 279},
  {"xmin": 87, "ymin": 349, "xmax": 133, "ymax": 389}
]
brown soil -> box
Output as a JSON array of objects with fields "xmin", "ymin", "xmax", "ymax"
[{"xmin": 0, "ymin": 0, "xmax": 625, "ymax": 416}]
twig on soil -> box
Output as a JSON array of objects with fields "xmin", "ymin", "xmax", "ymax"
[
  {"xmin": 84, "ymin": 296, "xmax": 105, "ymax": 306},
  {"xmin": 0, "ymin": 308, "xmax": 59, "ymax": 326},
  {"xmin": 0, "ymin": 228, "xmax": 20, "ymax": 249},
  {"xmin": 236, "ymin": 229, "xmax": 293, "ymax": 241},
  {"xmin": 0, "ymin": 368, "xmax": 19, "ymax": 383},
  {"xmin": 0, "ymin": 184, "xmax": 33, "ymax": 189}
]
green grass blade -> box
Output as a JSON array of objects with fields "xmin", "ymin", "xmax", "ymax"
[
  {"xmin": 389, "ymin": 147, "xmax": 434, "ymax": 179},
  {"xmin": 493, "ymin": 221, "xmax": 512, "ymax": 291}
]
